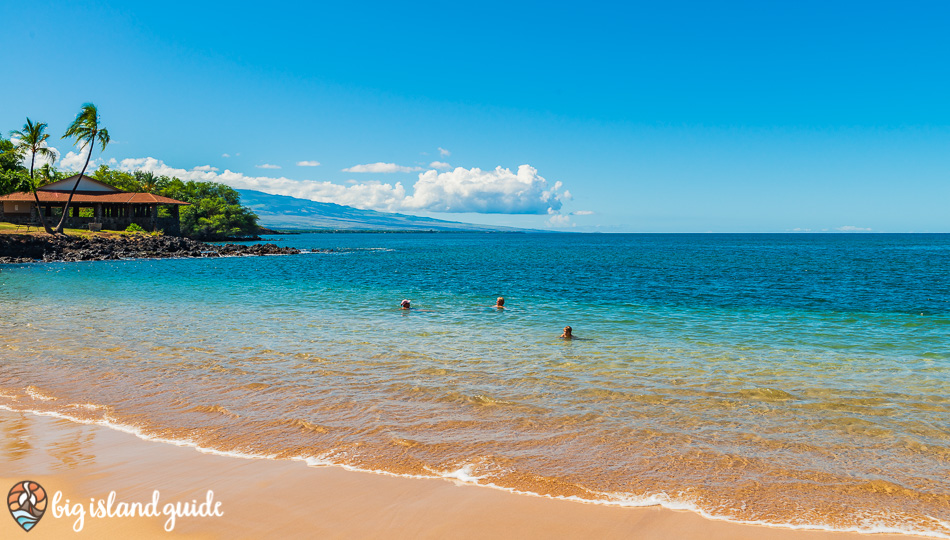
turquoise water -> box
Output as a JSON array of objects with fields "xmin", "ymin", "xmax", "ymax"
[{"xmin": 1, "ymin": 233, "xmax": 948, "ymax": 535}]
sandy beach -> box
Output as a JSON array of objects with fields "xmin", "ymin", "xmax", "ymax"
[{"xmin": 0, "ymin": 410, "xmax": 923, "ymax": 539}]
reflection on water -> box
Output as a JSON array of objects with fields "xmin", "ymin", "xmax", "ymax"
[
  {"xmin": 0, "ymin": 413, "xmax": 96, "ymax": 471},
  {"xmin": 1, "ymin": 233, "xmax": 949, "ymax": 536},
  {"xmin": 0, "ymin": 413, "xmax": 34, "ymax": 463}
]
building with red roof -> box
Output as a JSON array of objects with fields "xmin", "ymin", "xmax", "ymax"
[{"xmin": 0, "ymin": 175, "xmax": 189, "ymax": 235}]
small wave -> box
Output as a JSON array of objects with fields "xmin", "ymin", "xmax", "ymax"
[
  {"xmin": 0, "ymin": 405, "xmax": 947, "ymax": 538},
  {"xmin": 437, "ymin": 391, "xmax": 550, "ymax": 413},
  {"xmin": 390, "ymin": 437, "xmax": 421, "ymax": 448},
  {"xmin": 426, "ymin": 463, "xmax": 486, "ymax": 483},
  {"xmin": 855, "ymin": 479, "xmax": 918, "ymax": 497},
  {"xmin": 282, "ymin": 418, "xmax": 329, "ymax": 433},
  {"xmin": 417, "ymin": 367, "xmax": 453, "ymax": 376},
  {"xmin": 24, "ymin": 386, "xmax": 57, "ymax": 401},
  {"xmin": 188, "ymin": 405, "xmax": 240, "ymax": 418},
  {"xmin": 735, "ymin": 388, "xmax": 797, "ymax": 402},
  {"xmin": 0, "ymin": 405, "xmax": 275, "ymax": 461},
  {"xmin": 66, "ymin": 402, "xmax": 107, "ymax": 411},
  {"xmin": 814, "ymin": 416, "xmax": 893, "ymax": 438},
  {"xmin": 239, "ymin": 382, "xmax": 271, "ymax": 391}
]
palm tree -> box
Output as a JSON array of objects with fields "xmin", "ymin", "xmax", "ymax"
[
  {"xmin": 11, "ymin": 119, "xmax": 58, "ymax": 234},
  {"xmin": 135, "ymin": 170, "xmax": 158, "ymax": 193},
  {"xmin": 37, "ymin": 163, "xmax": 58, "ymax": 186},
  {"xmin": 57, "ymin": 103, "xmax": 109, "ymax": 233}
]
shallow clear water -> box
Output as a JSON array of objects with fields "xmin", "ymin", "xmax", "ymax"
[{"xmin": 1, "ymin": 233, "xmax": 948, "ymax": 536}]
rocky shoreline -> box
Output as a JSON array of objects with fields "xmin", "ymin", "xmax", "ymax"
[{"xmin": 0, "ymin": 234, "xmax": 301, "ymax": 263}]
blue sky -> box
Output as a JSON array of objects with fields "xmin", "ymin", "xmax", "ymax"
[{"xmin": 2, "ymin": 1, "xmax": 949, "ymax": 231}]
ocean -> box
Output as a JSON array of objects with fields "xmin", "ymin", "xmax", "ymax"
[{"xmin": 1, "ymin": 233, "xmax": 948, "ymax": 536}]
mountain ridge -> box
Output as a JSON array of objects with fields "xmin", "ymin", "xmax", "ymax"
[{"xmin": 238, "ymin": 189, "xmax": 530, "ymax": 232}]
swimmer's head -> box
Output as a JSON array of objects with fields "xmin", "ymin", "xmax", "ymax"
[
  {"xmin": 496, "ymin": 297, "xmax": 505, "ymax": 307},
  {"xmin": 400, "ymin": 299, "xmax": 411, "ymax": 309},
  {"xmin": 563, "ymin": 326, "xmax": 573, "ymax": 337}
]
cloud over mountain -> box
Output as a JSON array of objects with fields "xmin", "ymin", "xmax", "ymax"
[{"xmin": 115, "ymin": 157, "xmax": 567, "ymax": 215}]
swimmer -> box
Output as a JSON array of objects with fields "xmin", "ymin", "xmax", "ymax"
[
  {"xmin": 560, "ymin": 326, "xmax": 573, "ymax": 339},
  {"xmin": 495, "ymin": 297, "xmax": 505, "ymax": 309},
  {"xmin": 400, "ymin": 299, "xmax": 411, "ymax": 310}
]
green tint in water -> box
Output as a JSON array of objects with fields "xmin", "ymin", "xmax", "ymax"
[{"xmin": 1, "ymin": 233, "xmax": 948, "ymax": 536}]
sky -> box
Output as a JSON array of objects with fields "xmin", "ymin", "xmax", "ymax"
[{"xmin": 2, "ymin": 1, "xmax": 949, "ymax": 232}]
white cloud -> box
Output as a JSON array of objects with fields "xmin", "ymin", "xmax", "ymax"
[
  {"xmin": 438, "ymin": 147, "xmax": 451, "ymax": 157},
  {"xmin": 836, "ymin": 225, "xmax": 872, "ymax": 232},
  {"xmin": 118, "ymin": 157, "xmax": 568, "ymax": 215},
  {"xmin": 297, "ymin": 160, "xmax": 321, "ymax": 167},
  {"xmin": 256, "ymin": 163, "xmax": 281, "ymax": 169},
  {"xmin": 343, "ymin": 162, "xmax": 423, "ymax": 173},
  {"xmin": 193, "ymin": 165, "xmax": 218, "ymax": 172},
  {"xmin": 120, "ymin": 157, "xmax": 409, "ymax": 211},
  {"xmin": 59, "ymin": 148, "xmax": 99, "ymax": 172},
  {"xmin": 572, "ymin": 210, "xmax": 594, "ymax": 215},
  {"xmin": 546, "ymin": 208, "xmax": 572, "ymax": 227},
  {"xmin": 402, "ymin": 165, "xmax": 565, "ymax": 214},
  {"xmin": 222, "ymin": 153, "xmax": 231, "ymax": 158},
  {"xmin": 429, "ymin": 161, "xmax": 451, "ymax": 170}
]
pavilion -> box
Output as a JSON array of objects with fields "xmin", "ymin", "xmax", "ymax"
[{"xmin": 0, "ymin": 175, "xmax": 189, "ymax": 235}]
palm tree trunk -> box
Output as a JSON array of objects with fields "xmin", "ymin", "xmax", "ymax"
[
  {"xmin": 28, "ymin": 154, "xmax": 54, "ymax": 234},
  {"xmin": 54, "ymin": 141, "xmax": 93, "ymax": 234}
]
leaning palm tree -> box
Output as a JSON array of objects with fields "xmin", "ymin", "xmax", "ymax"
[
  {"xmin": 11, "ymin": 119, "xmax": 58, "ymax": 234},
  {"xmin": 57, "ymin": 103, "xmax": 109, "ymax": 233}
]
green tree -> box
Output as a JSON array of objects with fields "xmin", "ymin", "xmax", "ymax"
[
  {"xmin": 134, "ymin": 170, "xmax": 160, "ymax": 193},
  {"xmin": 0, "ymin": 137, "xmax": 27, "ymax": 196},
  {"xmin": 10, "ymin": 119, "xmax": 59, "ymax": 233},
  {"xmin": 58, "ymin": 103, "xmax": 110, "ymax": 233},
  {"xmin": 92, "ymin": 164, "xmax": 141, "ymax": 192},
  {"xmin": 160, "ymin": 179, "xmax": 259, "ymax": 239},
  {"xmin": 36, "ymin": 163, "xmax": 70, "ymax": 186}
]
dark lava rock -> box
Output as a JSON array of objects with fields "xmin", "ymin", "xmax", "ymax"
[{"xmin": 0, "ymin": 234, "xmax": 301, "ymax": 264}]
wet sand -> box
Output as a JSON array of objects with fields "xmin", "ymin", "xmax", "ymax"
[{"xmin": 0, "ymin": 410, "xmax": 922, "ymax": 539}]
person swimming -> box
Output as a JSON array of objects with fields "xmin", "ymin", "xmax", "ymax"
[
  {"xmin": 400, "ymin": 299, "xmax": 411, "ymax": 310},
  {"xmin": 496, "ymin": 297, "xmax": 505, "ymax": 308},
  {"xmin": 560, "ymin": 326, "xmax": 573, "ymax": 339}
]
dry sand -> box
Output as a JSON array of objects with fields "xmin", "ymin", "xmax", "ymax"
[{"xmin": 0, "ymin": 410, "xmax": 921, "ymax": 539}]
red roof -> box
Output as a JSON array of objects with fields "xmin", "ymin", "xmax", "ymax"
[{"xmin": 0, "ymin": 191, "xmax": 189, "ymax": 205}]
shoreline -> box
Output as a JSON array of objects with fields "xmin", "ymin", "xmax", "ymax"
[
  {"xmin": 0, "ymin": 409, "xmax": 925, "ymax": 539},
  {"xmin": 0, "ymin": 233, "xmax": 300, "ymax": 263}
]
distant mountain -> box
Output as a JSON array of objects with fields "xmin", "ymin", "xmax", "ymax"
[{"xmin": 237, "ymin": 189, "xmax": 527, "ymax": 232}]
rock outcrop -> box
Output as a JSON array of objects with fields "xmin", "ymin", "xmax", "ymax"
[{"xmin": 0, "ymin": 234, "xmax": 301, "ymax": 263}]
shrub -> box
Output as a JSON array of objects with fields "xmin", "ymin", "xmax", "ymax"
[{"xmin": 125, "ymin": 223, "xmax": 147, "ymax": 234}]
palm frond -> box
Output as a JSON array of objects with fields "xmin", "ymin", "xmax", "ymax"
[
  {"xmin": 10, "ymin": 118, "xmax": 58, "ymax": 167},
  {"xmin": 63, "ymin": 103, "xmax": 100, "ymax": 141},
  {"xmin": 35, "ymin": 146, "xmax": 58, "ymax": 160},
  {"xmin": 97, "ymin": 128, "xmax": 110, "ymax": 150}
]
